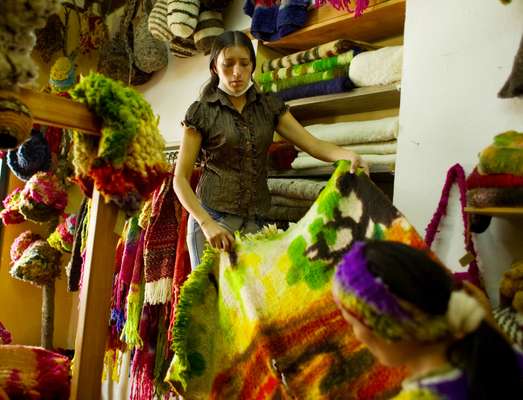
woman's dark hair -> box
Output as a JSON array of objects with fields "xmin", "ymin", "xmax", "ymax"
[
  {"xmin": 363, "ymin": 240, "xmax": 522, "ymax": 400},
  {"xmin": 200, "ymin": 31, "xmax": 256, "ymax": 99}
]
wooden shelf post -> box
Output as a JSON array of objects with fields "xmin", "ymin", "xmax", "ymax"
[{"xmin": 70, "ymin": 190, "xmax": 119, "ymax": 400}]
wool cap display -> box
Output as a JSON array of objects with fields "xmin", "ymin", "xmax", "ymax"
[
  {"xmin": 49, "ymin": 56, "xmax": 76, "ymax": 93},
  {"xmin": 0, "ymin": 188, "xmax": 25, "ymax": 225},
  {"xmin": 170, "ymin": 35, "xmax": 199, "ymax": 58},
  {"xmin": 48, "ymin": 213, "xmax": 77, "ymax": 253},
  {"xmin": 194, "ymin": 11, "xmax": 224, "ymax": 55},
  {"xmin": 0, "ymin": 94, "xmax": 33, "ymax": 150},
  {"xmin": 19, "ymin": 171, "xmax": 68, "ymax": 223},
  {"xmin": 6, "ymin": 130, "xmax": 51, "ymax": 181},
  {"xmin": 201, "ymin": 0, "xmax": 232, "ymax": 11},
  {"xmin": 10, "ymin": 230, "xmax": 42, "ymax": 263},
  {"xmin": 148, "ymin": 0, "xmax": 174, "ymax": 42},
  {"xmin": 167, "ymin": 0, "xmax": 200, "ymax": 39},
  {"xmin": 10, "ymin": 239, "xmax": 62, "ymax": 286}
]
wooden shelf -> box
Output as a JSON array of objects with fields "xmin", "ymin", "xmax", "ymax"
[
  {"xmin": 465, "ymin": 207, "xmax": 523, "ymax": 218},
  {"xmin": 17, "ymin": 88, "xmax": 101, "ymax": 134},
  {"xmin": 268, "ymin": 165, "xmax": 395, "ymax": 179},
  {"xmin": 286, "ymin": 84, "xmax": 400, "ymax": 121},
  {"xmin": 263, "ymin": 0, "xmax": 406, "ymax": 51}
]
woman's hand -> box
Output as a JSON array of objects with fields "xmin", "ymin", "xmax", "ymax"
[
  {"xmin": 200, "ymin": 219, "xmax": 235, "ymax": 251},
  {"xmin": 343, "ymin": 150, "xmax": 370, "ymax": 175}
]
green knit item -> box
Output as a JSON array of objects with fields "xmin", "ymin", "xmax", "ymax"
[
  {"xmin": 165, "ymin": 160, "xmax": 428, "ymax": 399},
  {"xmin": 260, "ymin": 67, "xmax": 348, "ymax": 93},
  {"xmin": 256, "ymin": 50, "xmax": 355, "ymax": 85},
  {"xmin": 479, "ymin": 130, "xmax": 523, "ymax": 176},
  {"xmin": 121, "ymin": 282, "xmax": 144, "ymax": 349},
  {"xmin": 70, "ymin": 72, "xmax": 155, "ymax": 167}
]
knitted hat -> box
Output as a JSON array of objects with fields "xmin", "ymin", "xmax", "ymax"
[
  {"xmin": 193, "ymin": 11, "xmax": 224, "ymax": 55},
  {"xmin": 10, "ymin": 230, "xmax": 42, "ymax": 263},
  {"xmin": 170, "ymin": 35, "xmax": 199, "ymax": 58},
  {"xmin": 19, "ymin": 171, "xmax": 68, "ymax": 223},
  {"xmin": 6, "ymin": 130, "xmax": 51, "ymax": 181},
  {"xmin": 0, "ymin": 188, "xmax": 25, "ymax": 225},
  {"xmin": 167, "ymin": 0, "xmax": 200, "ymax": 39},
  {"xmin": 10, "ymin": 240, "xmax": 62, "ymax": 286},
  {"xmin": 148, "ymin": 0, "xmax": 174, "ymax": 42},
  {"xmin": 201, "ymin": 0, "xmax": 232, "ymax": 11},
  {"xmin": 49, "ymin": 56, "xmax": 76, "ymax": 93},
  {"xmin": 0, "ymin": 95, "xmax": 33, "ymax": 150},
  {"xmin": 48, "ymin": 213, "xmax": 77, "ymax": 253},
  {"xmin": 499, "ymin": 32, "xmax": 523, "ymax": 98}
]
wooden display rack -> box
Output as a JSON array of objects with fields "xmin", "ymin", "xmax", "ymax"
[
  {"xmin": 7, "ymin": 89, "xmax": 117, "ymax": 400},
  {"xmin": 465, "ymin": 207, "xmax": 523, "ymax": 218}
]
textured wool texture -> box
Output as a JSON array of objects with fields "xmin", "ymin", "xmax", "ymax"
[
  {"xmin": 165, "ymin": 160, "xmax": 431, "ymax": 398},
  {"xmin": 148, "ymin": 0, "xmax": 174, "ymax": 42},
  {"xmin": 10, "ymin": 230, "xmax": 41, "ymax": 263},
  {"xmin": 47, "ymin": 213, "xmax": 77, "ymax": 253},
  {"xmin": 262, "ymin": 39, "xmax": 368, "ymax": 72},
  {"xmin": 349, "ymin": 46, "xmax": 403, "ymax": 87},
  {"xmin": 167, "ymin": 0, "xmax": 200, "ymax": 38},
  {"xmin": 10, "ymin": 240, "xmax": 62, "ymax": 286},
  {"xmin": 295, "ymin": 141, "xmax": 397, "ymax": 156},
  {"xmin": 467, "ymin": 187, "xmax": 523, "ymax": 208},
  {"xmin": 193, "ymin": 11, "xmax": 224, "ymax": 54},
  {"xmin": 261, "ymin": 66, "xmax": 348, "ymax": 93},
  {"xmin": 7, "ymin": 130, "xmax": 51, "ymax": 181},
  {"xmin": 277, "ymin": 76, "xmax": 355, "ymax": 101},
  {"xmin": 258, "ymin": 50, "xmax": 356, "ymax": 84},
  {"xmin": 291, "ymin": 153, "xmax": 396, "ymax": 171},
  {"xmin": 66, "ymin": 198, "xmax": 89, "ymax": 292},
  {"xmin": 499, "ymin": 32, "xmax": 523, "ymax": 98},
  {"xmin": 0, "ymin": 345, "xmax": 70, "ymax": 399},
  {"xmin": 267, "ymin": 178, "xmax": 327, "ymax": 200},
  {"xmin": 170, "ymin": 35, "xmax": 199, "ymax": 58},
  {"xmin": 478, "ymin": 131, "xmax": 523, "ymax": 176},
  {"xmin": 304, "ymin": 117, "xmax": 399, "ymax": 146},
  {"xmin": 466, "ymin": 166, "xmax": 523, "ymax": 189},
  {"xmin": 0, "ymin": 187, "xmax": 25, "ymax": 225},
  {"xmin": 0, "ymin": 95, "xmax": 33, "ymax": 150}
]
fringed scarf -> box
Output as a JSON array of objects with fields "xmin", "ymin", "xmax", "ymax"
[
  {"xmin": 66, "ymin": 198, "xmax": 88, "ymax": 291},
  {"xmin": 143, "ymin": 173, "xmax": 181, "ymax": 305}
]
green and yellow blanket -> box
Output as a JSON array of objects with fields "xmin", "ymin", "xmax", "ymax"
[{"xmin": 166, "ymin": 161, "xmax": 427, "ymax": 399}]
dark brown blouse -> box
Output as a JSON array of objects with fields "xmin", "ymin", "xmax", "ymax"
[{"xmin": 183, "ymin": 86, "xmax": 288, "ymax": 217}]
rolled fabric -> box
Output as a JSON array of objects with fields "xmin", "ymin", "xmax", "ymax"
[
  {"xmin": 478, "ymin": 131, "xmax": 523, "ymax": 176},
  {"xmin": 466, "ymin": 166, "xmax": 523, "ymax": 189},
  {"xmin": 260, "ymin": 67, "xmax": 348, "ymax": 93},
  {"xmin": 271, "ymin": 195, "xmax": 313, "ymax": 208},
  {"xmin": 349, "ymin": 46, "xmax": 403, "ymax": 87},
  {"xmin": 267, "ymin": 178, "xmax": 327, "ymax": 200},
  {"xmin": 304, "ymin": 117, "xmax": 399, "ymax": 146},
  {"xmin": 257, "ymin": 50, "xmax": 356, "ymax": 84},
  {"xmin": 295, "ymin": 140, "xmax": 397, "ymax": 156},
  {"xmin": 276, "ymin": 76, "xmax": 354, "ymax": 101},
  {"xmin": 291, "ymin": 153, "xmax": 396, "ymax": 171},
  {"xmin": 261, "ymin": 205, "xmax": 309, "ymax": 222},
  {"xmin": 167, "ymin": 0, "xmax": 200, "ymax": 38},
  {"xmin": 467, "ymin": 187, "xmax": 523, "ymax": 208},
  {"xmin": 193, "ymin": 11, "xmax": 224, "ymax": 55},
  {"xmin": 262, "ymin": 39, "xmax": 368, "ymax": 72}
]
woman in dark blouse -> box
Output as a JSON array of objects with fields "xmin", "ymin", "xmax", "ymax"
[{"xmin": 174, "ymin": 31, "xmax": 369, "ymax": 268}]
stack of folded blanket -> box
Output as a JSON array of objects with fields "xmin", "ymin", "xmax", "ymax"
[
  {"xmin": 348, "ymin": 45, "xmax": 403, "ymax": 87},
  {"xmin": 256, "ymin": 39, "xmax": 367, "ymax": 101},
  {"xmin": 467, "ymin": 130, "xmax": 523, "ymax": 208},
  {"xmin": 291, "ymin": 116, "xmax": 399, "ymax": 172},
  {"xmin": 263, "ymin": 178, "xmax": 327, "ymax": 222}
]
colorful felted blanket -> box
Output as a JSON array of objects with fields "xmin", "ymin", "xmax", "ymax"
[
  {"xmin": 262, "ymin": 39, "xmax": 368, "ymax": 72},
  {"xmin": 0, "ymin": 345, "xmax": 70, "ymax": 399},
  {"xmin": 260, "ymin": 67, "xmax": 348, "ymax": 93},
  {"xmin": 166, "ymin": 160, "xmax": 428, "ymax": 398},
  {"xmin": 257, "ymin": 50, "xmax": 356, "ymax": 84},
  {"xmin": 277, "ymin": 76, "xmax": 354, "ymax": 101},
  {"xmin": 479, "ymin": 131, "xmax": 523, "ymax": 176}
]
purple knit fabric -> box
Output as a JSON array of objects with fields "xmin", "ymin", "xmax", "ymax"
[{"xmin": 335, "ymin": 241, "xmax": 410, "ymax": 320}]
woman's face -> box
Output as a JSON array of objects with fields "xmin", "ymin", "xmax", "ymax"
[{"xmin": 213, "ymin": 45, "xmax": 254, "ymax": 95}]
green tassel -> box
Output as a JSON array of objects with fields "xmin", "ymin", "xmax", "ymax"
[{"xmin": 120, "ymin": 282, "xmax": 144, "ymax": 349}]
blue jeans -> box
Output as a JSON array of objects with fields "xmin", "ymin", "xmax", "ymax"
[{"xmin": 186, "ymin": 204, "xmax": 265, "ymax": 269}]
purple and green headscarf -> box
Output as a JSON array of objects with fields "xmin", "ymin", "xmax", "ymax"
[{"xmin": 332, "ymin": 241, "xmax": 450, "ymax": 342}]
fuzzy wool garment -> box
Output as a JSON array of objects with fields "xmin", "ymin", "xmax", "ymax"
[
  {"xmin": 277, "ymin": 76, "xmax": 354, "ymax": 101},
  {"xmin": 499, "ymin": 32, "xmax": 523, "ymax": 98},
  {"xmin": 260, "ymin": 67, "xmax": 348, "ymax": 93},
  {"xmin": 478, "ymin": 130, "xmax": 523, "ymax": 176},
  {"xmin": 170, "ymin": 35, "xmax": 199, "ymax": 58},
  {"xmin": 466, "ymin": 166, "xmax": 523, "ymax": 189},
  {"xmin": 167, "ymin": 0, "xmax": 200, "ymax": 38},
  {"xmin": 348, "ymin": 46, "xmax": 403, "ymax": 87},
  {"xmin": 165, "ymin": 160, "xmax": 430, "ymax": 398}
]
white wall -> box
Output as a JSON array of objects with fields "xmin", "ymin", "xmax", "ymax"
[
  {"xmin": 141, "ymin": 0, "xmax": 251, "ymax": 145},
  {"xmin": 395, "ymin": 0, "xmax": 523, "ymax": 303}
]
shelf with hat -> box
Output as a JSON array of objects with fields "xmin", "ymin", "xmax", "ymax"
[{"xmin": 251, "ymin": 0, "xmax": 405, "ymax": 51}]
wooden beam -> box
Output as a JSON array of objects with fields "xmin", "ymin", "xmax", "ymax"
[
  {"xmin": 17, "ymin": 88, "xmax": 101, "ymax": 134},
  {"xmin": 465, "ymin": 207, "xmax": 523, "ymax": 218},
  {"xmin": 70, "ymin": 190, "xmax": 119, "ymax": 400}
]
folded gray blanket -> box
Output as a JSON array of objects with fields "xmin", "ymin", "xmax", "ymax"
[{"xmin": 267, "ymin": 178, "xmax": 327, "ymax": 200}]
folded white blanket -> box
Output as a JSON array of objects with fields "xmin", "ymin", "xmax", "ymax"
[
  {"xmin": 304, "ymin": 117, "xmax": 399, "ymax": 146},
  {"xmin": 296, "ymin": 141, "xmax": 397, "ymax": 157},
  {"xmin": 349, "ymin": 46, "xmax": 403, "ymax": 87},
  {"xmin": 291, "ymin": 154, "xmax": 396, "ymax": 171}
]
